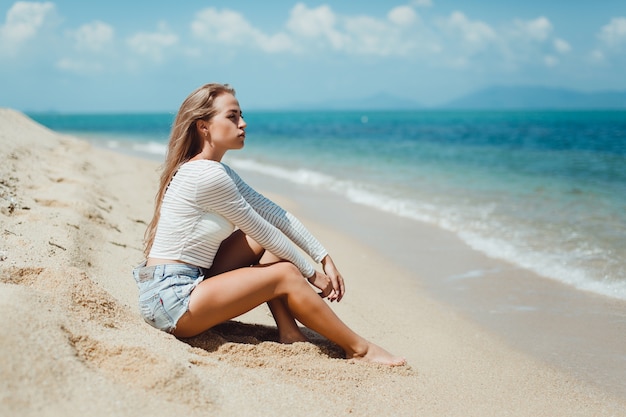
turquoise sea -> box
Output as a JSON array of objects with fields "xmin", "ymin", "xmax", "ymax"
[{"xmin": 29, "ymin": 110, "xmax": 626, "ymax": 301}]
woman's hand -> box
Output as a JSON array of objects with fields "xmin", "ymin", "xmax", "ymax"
[
  {"xmin": 307, "ymin": 271, "xmax": 337, "ymax": 300},
  {"xmin": 321, "ymin": 254, "xmax": 345, "ymax": 302}
]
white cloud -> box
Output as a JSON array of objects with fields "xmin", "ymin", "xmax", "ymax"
[
  {"xmin": 185, "ymin": 4, "xmax": 567, "ymax": 62},
  {"xmin": 57, "ymin": 21, "xmax": 116, "ymax": 75},
  {"xmin": 388, "ymin": 6, "xmax": 418, "ymax": 27},
  {"xmin": 286, "ymin": 3, "xmax": 422, "ymax": 56},
  {"xmin": 71, "ymin": 21, "xmax": 114, "ymax": 52},
  {"xmin": 439, "ymin": 11, "xmax": 496, "ymax": 49},
  {"xmin": 553, "ymin": 38, "xmax": 571, "ymax": 54},
  {"xmin": 190, "ymin": 4, "xmax": 419, "ymax": 57},
  {"xmin": 349, "ymin": 11, "xmax": 423, "ymax": 55},
  {"xmin": 127, "ymin": 23, "xmax": 178, "ymax": 62},
  {"xmin": 493, "ymin": 16, "xmax": 561, "ymax": 69},
  {"xmin": 192, "ymin": 8, "xmax": 254, "ymax": 45},
  {"xmin": 192, "ymin": 7, "xmax": 296, "ymax": 53},
  {"xmin": 343, "ymin": 15, "xmax": 400, "ymax": 55},
  {"xmin": 513, "ymin": 16, "xmax": 552, "ymax": 42},
  {"xmin": 0, "ymin": 1, "xmax": 56, "ymax": 53},
  {"xmin": 286, "ymin": 3, "xmax": 345, "ymax": 50},
  {"xmin": 3, "ymin": 2, "xmax": 589, "ymax": 78},
  {"xmin": 598, "ymin": 17, "xmax": 626, "ymax": 48}
]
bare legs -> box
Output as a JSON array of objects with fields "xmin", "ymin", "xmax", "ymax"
[
  {"xmin": 173, "ymin": 230, "xmax": 405, "ymax": 366},
  {"xmin": 197, "ymin": 230, "xmax": 307, "ymax": 343},
  {"xmin": 260, "ymin": 250, "xmax": 309, "ymax": 343},
  {"xmin": 266, "ymin": 296, "xmax": 308, "ymax": 343}
]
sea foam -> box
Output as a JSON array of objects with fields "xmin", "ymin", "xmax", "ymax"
[{"xmin": 230, "ymin": 157, "xmax": 626, "ymax": 301}]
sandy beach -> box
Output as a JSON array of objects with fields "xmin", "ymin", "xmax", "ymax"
[{"xmin": 1, "ymin": 108, "xmax": 625, "ymax": 416}]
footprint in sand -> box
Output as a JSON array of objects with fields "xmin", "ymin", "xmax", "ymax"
[{"xmin": 66, "ymin": 331, "xmax": 216, "ymax": 408}]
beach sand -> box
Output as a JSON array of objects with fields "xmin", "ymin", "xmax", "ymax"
[{"xmin": 1, "ymin": 108, "xmax": 625, "ymax": 416}]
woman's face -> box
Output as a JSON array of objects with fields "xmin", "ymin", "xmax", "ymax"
[{"xmin": 206, "ymin": 93, "xmax": 247, "ymax": 151}]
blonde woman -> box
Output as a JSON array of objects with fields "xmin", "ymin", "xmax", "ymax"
[{"xmin": 134, "ymin": 83, "xmax": 405, "ymax": 366}]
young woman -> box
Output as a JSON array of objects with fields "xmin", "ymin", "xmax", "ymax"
[{"xmin": 134, "ymin": 83, "xmax": 405, "ymax": 366}]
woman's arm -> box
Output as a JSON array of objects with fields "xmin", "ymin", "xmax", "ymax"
[
  {"xmin": 196, "ymin": 163, "xmax": 317, "ymax": 278},
  {"xmin": 225, "ymin": 165, "xmax": 344, "ymax": 301},
  {"xmin": 224, "ymin": 164, "xmax": 328, "ymax": 262}
]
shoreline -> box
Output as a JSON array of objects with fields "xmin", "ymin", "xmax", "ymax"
[
  {"xmin": 243, "ymin": 172, "xmax": 626, "ymax": 399},
  {"xmin": 1, "ymin": 108, "xmax": 625, "ymax": 416}
]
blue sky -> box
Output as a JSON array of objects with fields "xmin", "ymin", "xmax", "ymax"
[{"xmin": 1, "ymin": 0, "xmax": 625, "ymax": 112}]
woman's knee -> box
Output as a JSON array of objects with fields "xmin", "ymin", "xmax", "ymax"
[
  {"xmin": 272, "ymin": 262, "xmax": 305, "ymax": 289},
  {"xmin": 275, "ymin": 261, "xmax": 301, "ymax": 278}
]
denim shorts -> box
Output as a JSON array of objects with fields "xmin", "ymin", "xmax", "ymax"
[{"xmin": 132, "ymin": 262, "xmax": 205, "ymax": 333}]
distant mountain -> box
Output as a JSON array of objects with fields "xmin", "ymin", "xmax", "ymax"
[
  {"xmin": 443, "ymin": 86, "xmax": 626, "ymax": 109},
  {"xmin": 291, "ymin": 92, "xmax": 422, "ymax": 110}
]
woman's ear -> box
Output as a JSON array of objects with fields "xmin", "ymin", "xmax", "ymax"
[{"xmin": 196, "ymin": 119, "xmax": 209, "ymax": 138}]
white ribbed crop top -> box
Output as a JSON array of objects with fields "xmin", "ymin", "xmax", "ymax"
[{"xmin": 148, "ymin": 160, "xmax": 327, "ymax": 278}]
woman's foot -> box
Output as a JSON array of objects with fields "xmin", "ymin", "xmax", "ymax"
[
  {"xmin": 278, "ymin": 328, "xmax": 309, "ymax": 344},
  {"xmin": 347, "ymin": 342, "xmax": 406, "ymax": 366}
]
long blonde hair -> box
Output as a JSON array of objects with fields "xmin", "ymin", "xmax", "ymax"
[{"xmin": 143, "ymin": 83, "xmax": 236, "ymax": 257}]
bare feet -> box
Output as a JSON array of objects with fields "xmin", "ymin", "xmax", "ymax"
[
  {"xmin": 347, "ymin": 342, "xmax": 406, "ymax": 366},
  {"xmin": 278, "ymin": 328, "xmax": 309, "ymax": 344}
]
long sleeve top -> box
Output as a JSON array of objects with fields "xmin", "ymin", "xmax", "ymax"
[{"xmin": 149, "ymin": 160, "xmax": 328, "ymax": 277}]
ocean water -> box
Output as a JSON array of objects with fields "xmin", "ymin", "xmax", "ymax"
[{"xmin": 29, "ymin": 110, "xmax": 626, "ymax": 300}]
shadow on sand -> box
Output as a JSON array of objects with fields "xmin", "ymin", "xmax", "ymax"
[{"xmin": 182, "ymin": 320, "xmax": 344, "ymax": 359}]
